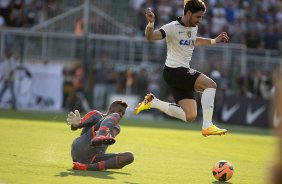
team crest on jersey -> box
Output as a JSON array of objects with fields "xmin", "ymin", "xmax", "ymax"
[
  {"xmin": 187, "ymin": 68, "xmax": 196, "ymax": 75},
  {"xmin": 187, "ymin": 31, "xmax": 191, "ymax": 38}
]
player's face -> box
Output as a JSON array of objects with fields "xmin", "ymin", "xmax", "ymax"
[
  {"xmin": 189, "ymin": 11, "xmax": 204, "ymax": 27},
  {"xmin": 109, "ymin": 105, "xmax": 126, "ymax": 118}
]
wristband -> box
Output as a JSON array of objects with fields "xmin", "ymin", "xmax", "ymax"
[
  {"xmin": 148, "ymin": 22, "xmax": 155, "ymax": 28},
  {"xmin": 211, "ymin": 39, "xmax": 216, "ymax": 44}
]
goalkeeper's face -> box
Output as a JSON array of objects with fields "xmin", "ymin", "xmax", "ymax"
[{"xmin": 108, "ymin": 104, "xmax": 127, "ymax": 118}]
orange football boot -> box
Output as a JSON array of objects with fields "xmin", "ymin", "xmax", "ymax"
[
  {"xmin": 202, "ymin": 125, "xmax": 227, "ymax": 137},
  {"xmin": 134, "ymin": 93, "xmax": 155, "ymax": 115}
]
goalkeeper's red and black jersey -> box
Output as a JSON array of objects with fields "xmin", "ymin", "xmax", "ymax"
[
  {"xmin": 79, "ymin": 110, "xmax": 104, "ymax": 135},
  {"xmin": 71, "ymin": 110, "xmax": 121, "ymax": 164}
]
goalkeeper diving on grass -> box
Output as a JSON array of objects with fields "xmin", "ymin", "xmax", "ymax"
[
  {"xmin": 66, "ymin": 100, "xmax": 134, "ymax": 171},
  {"xmin": 134, "ymin": 0, "xmax": 228, "ymax": 136}
]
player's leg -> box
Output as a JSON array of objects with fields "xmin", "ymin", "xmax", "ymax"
[
  {"xmin": 0, "ymin": 81, "xmax": 8, "ymax": 101},
  {"xmin": 73, "ymin": 152, "xmax": 134, "ymax": 171},
  {"xmin": 134, "ymin": 66, "xmax": 197, "ymax": 122},
  {"xmin": 270, "ymin": 70, "xmax": 282, "ymax": 184},
  {"xmin": 177, "ymin": 98, "xmax": 197, "ymax": 122},
  {"xmin": 194, "ymin": 73, "xmax": 227, "ymax": 136},
  {"xmin": 9, "ymin": 81, "xmax": 16, "ymax": 109},
  {"xmin": 134, "ymin": 93, "xmax": 187, "ymax": 121},
  {"xmin": 91, "ymin": 113, "xmax": 121, "ymax": 146}
]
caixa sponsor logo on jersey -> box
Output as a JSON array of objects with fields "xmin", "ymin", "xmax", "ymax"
[{"xmin": 179, "ymin": 39, "xmax": 195, "ymax": 46}]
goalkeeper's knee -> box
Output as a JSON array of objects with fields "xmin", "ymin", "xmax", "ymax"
[{"xmin": 116, "ymin": 152, "xmax": 134, "ymax": 169}]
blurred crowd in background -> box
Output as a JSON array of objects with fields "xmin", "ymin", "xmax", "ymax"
[
  {"xmin": 1, "ymin": 0, "xmax": 282, "ymax": 51},
  {"xmin": 62, "ymin": 61, "xmax": 164, "ymax": 112},
  {"xmin": 131, "ymin": 0, "xmax": 282, "ymax": 51},
  {"xmin": 61, "ymin": 60, "xmax": 275, "ymax": 113},
  {"xmin": 0, "ymin": 0, "xmax": 57, "ymax": 28},
  {"xmin": 0, "ymin": 0, "xmax": 279, "ymax": 112}
]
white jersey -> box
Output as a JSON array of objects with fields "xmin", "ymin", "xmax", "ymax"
[{"xmin": 160, "ymin": 18, "xmax": 198, "ymax": 68}]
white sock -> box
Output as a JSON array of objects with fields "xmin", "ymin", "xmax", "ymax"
[
  {"xmin": 151, "ymin": 99, "xmax": 186, "ymax": 122},
  {"xmin": 201, "ymin": 88, "xmax": 216, "ymax": 129}
]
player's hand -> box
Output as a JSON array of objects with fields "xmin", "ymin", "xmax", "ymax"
[
  {"xmin": 215, "ymin": 32, "xmax": 229, "ymax": 43},
  {"xmin": 66, "ymin": 110, "xmax": 81, "ymax": 128},
  {"xmin": 145, "ymin": 8, "xmax": 155, "ymax": 23}
]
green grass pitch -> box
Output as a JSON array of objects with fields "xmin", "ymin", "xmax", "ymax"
[{"xmin": 0, "ymin": 110, "xmax": 277, "ymax": 184}]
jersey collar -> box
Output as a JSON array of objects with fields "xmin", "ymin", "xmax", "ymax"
[
  {"xmin": 177, "ymin": 16, "xmax": 198, "ymax": 28},
  {"xmin": 177, "ymin": 17, "xmax": 186, "ymax": 27}
]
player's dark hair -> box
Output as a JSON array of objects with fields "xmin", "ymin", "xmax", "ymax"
[
  {"xmin": 184, "ymin": 0, "xmax": 206, "ymax": 15},
  {"xmin": 111, "ymin": 100, "xmax": 128, "ymax": 109}
]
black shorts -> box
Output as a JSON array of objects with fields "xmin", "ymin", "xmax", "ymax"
[{"xmin": 163, "ymin": 65, "xmax": 201, "ymax": 103}]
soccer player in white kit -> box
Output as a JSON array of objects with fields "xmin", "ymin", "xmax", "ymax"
[{"xmin": 134, "ymin": 0, "xmax": 229, "ymax": 136}]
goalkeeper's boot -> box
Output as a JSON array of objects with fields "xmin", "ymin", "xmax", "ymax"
[
  {"xmin": 91, "ymin": 135, "xmax": 116, "ymax": 146},
  {"xmin": 73, "ymin": 162, "xmax": 88, "ymax": 170},
  {"xmin": 134, "ymin": 93, "xmax": 155, "ymax": 115},
  {"xmin": 202, "ymin": 124, "xmax": 227, "ymax": 137}
]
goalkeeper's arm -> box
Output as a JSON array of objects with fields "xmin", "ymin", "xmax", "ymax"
[{"xmin": 67, "ymin": 110, "xmax": 103, "ymax": 131}]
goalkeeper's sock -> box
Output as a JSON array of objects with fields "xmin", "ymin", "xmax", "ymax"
[
  {"xmin": 73, "ymin": 161, "xmax": 105, "ymax": 171},
  {"xmin": 88, "ymin": 161, "xmax": 106, "ymax": 171},
  {"xmin": 87, "ymin": 152, "xmax": 134, "ymax": 171},
  {"xmin": 73, "ymin": 161, "xmax": 107, "ymax": 171},
  {"xmin": 151, "ymin": 99, "xmax": 186, "ymax": 122}
]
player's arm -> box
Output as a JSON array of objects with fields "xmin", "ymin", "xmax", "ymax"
[
  {"xmin": 144, "ymin": 8, "xmax": 163, "ymax": 41},
  {"xmin": 145, "ymin": 27, "xmax": 163, "ymax": 41},
  {"xmin": 112, "ymin": 125, "xmax": 121, "ymax": 138},
  {"xmin": 195, "ymin": 32, "xmax": 229, "ymax": 46},
  {"xmin": 67, "ymin": 110, "xmax": 102, "ymax": 131}
]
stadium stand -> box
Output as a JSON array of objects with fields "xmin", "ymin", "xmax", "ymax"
[{"xmin": 0, "ymin": 0, "xmax": 280, "ymax": 113}]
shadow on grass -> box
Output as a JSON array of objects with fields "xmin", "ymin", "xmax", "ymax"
[
  {"xmin": 212, "ymin": 181, "xmax": 232, "ymax": 184},
  {"xmin": 0, "ymin": 109, "xmax": 272, "ymax": 136},
  {"xmin": 55, "ymin": 169, "xmax": 132, "ymax": 180}
]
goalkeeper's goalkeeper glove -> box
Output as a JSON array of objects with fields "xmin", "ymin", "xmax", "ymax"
[{"xmin": 66, "ymin": 110, "xmax": 81, "ymax": 128}]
